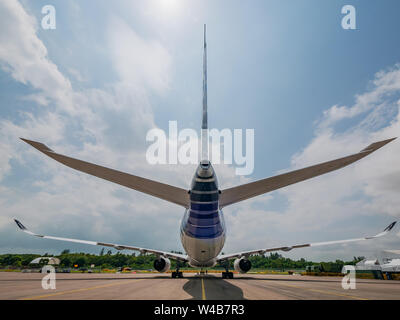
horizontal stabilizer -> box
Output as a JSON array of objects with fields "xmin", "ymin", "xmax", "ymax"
[
  {"xmin": 21, "ymin": 138, "xmax": 190, "ymax": 208},
  {"xmin": 219, "ymin": 138, "xmax": 396, "ymax": 208}
]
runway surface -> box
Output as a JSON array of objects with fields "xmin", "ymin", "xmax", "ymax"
[{"xmin": 1, "ymin": 272, "xmax": 399, "ymax": 300}]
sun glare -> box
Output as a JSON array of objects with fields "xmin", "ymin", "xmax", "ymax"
[{"xmin": 154, "ymin": 0, "xmax": 182, "ymax": 16}]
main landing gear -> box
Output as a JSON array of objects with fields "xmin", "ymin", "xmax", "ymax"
[
  {"xmin": 171, "ymin": 271, "xmax": 183, "ymax": 278},
  {"xmin": 171, "ymin": 262, "xmax": 183, "ymax": 278},
  {"xmin": 222, "ymin": 271, "xmax": 233, "ymax": 279},
  {"xmin": 221, "ymin": 262, "xmax": 234, "ymax": 279}
]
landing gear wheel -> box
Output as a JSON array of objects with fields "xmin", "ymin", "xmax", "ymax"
[
  {"xmin": 171, "ymin": 261, "xmax": 183, "ymax": 279},
  {"xmin": 222, "ymin": 272, "xmax": 234, "ymax": 279},
  {"xmin": 171, "ymin": 271, "xmax": 183, "ymax": 278}
]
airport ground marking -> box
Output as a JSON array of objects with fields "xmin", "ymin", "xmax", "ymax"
[
  {"xmin": 19, "ymin": 279, "xmax": 145, "ymax": 300},
  {"xmin": 267, "ymin": 280, "xmax": 369, "ymax": 300},
  {"xmin": 201, "ymin": 278, "xmax": 206, "ymax": 300},
  {"xmin": 308, "ymin": 288, "xmax": 368, "ymax": 300}
]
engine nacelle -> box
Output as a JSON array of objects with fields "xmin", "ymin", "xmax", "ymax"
[
  {"xmin": 153, "ymin": 257, "xmax": 171, "ymax": 273},
  {"xmin": 234, "ymin": 258, "xmax": 252, "ymax": 274}
]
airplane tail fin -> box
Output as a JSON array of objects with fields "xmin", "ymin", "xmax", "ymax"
[{"xmin": 201, "ymin": 24, "xmax": 209, "ymax": 161}]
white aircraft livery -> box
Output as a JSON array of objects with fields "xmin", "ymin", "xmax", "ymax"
[{"xmin": 15, "ymin": 25, "xmax": 397, "ymax": 278}]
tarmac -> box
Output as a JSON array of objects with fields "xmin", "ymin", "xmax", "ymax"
[{"xmin": 1, "ymin": 272, "xmax": 399, "ymax": 300}]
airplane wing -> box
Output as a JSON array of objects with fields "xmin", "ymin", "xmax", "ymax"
[
  {"xmin": 384, "ymin": 250, "xmax": 400, "ymax": 255},
  {"xmin": 219, "ymin": 138, "xmax": 396, "ymax": 208},
  {"xmin": 14, "ymin": 219, "xmax": 188, "ymax": 262},
  {"xmin": 217, "ymin": 221, "xmax": 397, "ymax": 262},
  {"xmin": 20, "ymin": 138, "xmax": 190, "ymax": 208}
]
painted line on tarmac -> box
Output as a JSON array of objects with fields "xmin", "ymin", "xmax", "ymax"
[
  {"xmin": 270, "ymin": 281, "xmax": 369, "ymax": 300},
  {"xmin": 201, "ymin": 278, "xmax": 206, "ymax": 300},
  {"xmin": 19, "ymin": 279, "xmax": 145, "ymax": 300}
]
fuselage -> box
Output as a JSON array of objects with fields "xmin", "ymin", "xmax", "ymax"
[{"xmin": 180, "ymin": 160, "xmax": 225, "ymax": 267}]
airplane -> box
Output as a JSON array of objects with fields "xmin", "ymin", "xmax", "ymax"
[
  {"xmin": 344, "ymin": 255, "xmax": 400, "ymax": 277},
  {"xmin": 385, "ymin": 250, "xmax": 400, "ymax": 255},
  {"xmin": 15, "ymin": 25, "xmax": 397, "ymax": 279}
]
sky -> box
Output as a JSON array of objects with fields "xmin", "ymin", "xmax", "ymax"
[{"xmin": 1, "ymin": 0, "xmax": 400, "ymax": 262}]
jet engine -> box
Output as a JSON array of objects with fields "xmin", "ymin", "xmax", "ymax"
[
  {"xmin": 153, "ymin": 257, "xmax": 171, "ymax": 273},
  {"xmin": 234, "ymin": 258, "xmax": 252, "ymax": 273}
]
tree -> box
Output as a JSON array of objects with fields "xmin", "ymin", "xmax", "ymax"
[
  {"xmin": 61, "ymin": 249, "xmax": 70, "ymax": 255},
  {"xmin": 74, "ymin": 256, "xmax": 87, "ymax": 268},
  {"xmin": 61, "ymin": 257, "xmax": 72, "ymax": 267}
]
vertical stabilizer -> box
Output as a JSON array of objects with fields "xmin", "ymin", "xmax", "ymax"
[{"xmin": 201, "ymin": 24, "xmax": 209, "ymax": 161}]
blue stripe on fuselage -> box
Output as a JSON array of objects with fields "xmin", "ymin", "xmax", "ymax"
[
  {"xmin": 190, "ymin": 202, "xmax": 218, "ymax": 211},
  {"xmin": 183, "ymin": 207, "xmax": 223, "ymax": 239},
  {"xmin": 187, "ymin": 212, "xmax": 219, "ymax": 226},
  {"xmin": 189, "ymin": 211, "xmax": 219, "ymax": 219},
  {"xmin": 184, "ymin": 222, "xmax": 223, "ymax": 239},
  {"xmin": 182, "ymin": 162, "xmax": 224, "ymax": 239}
]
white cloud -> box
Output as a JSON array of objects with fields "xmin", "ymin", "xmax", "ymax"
[
  {"xmin": 0, "ymin": 0, "xmax": 73, "ymax": 111},
  {"xmin": 107, "ymin": 16, "xmax": 172, "ymax": 94},
  {"xmin": 319, "ymin": 64, "xmax": 400, "ymax": 129}
]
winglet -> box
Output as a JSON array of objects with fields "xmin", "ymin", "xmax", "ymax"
[
  {"xmin": 366, "ymin": 221, "xmax": 398, "ymax": 239},
  {"xmin": 14, "ymin": 219, "xmax": 27, "ymax": 231},
  {"xmin": 384, "ymin": 221, "xmax": 397, "ymax": 232},
  {"xmin": 360, "ymin": 137, "xmax": 397, "ymax": 153},
  {"xmin": 20, "ymin": 138, "xmax": 54, "ymax": 153}
]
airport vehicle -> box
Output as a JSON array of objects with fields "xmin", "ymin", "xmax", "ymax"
[{"xmin": 15, "ymin": 26, "xmax": 397, "ymax": 278}]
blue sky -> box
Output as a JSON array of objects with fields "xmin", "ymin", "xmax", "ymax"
[{"xmin": 1, "ymin": 0, "xmax": 400, "ymax": 261}]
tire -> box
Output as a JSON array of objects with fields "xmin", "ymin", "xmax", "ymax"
[
  {"xmin": 228, "ymin": 272, "xmax": 234, "ymax": 279},
  {"xmin": 171, "ymin": 272, "xmax": 176, "ymax": 278},
  {"xmin": 178, "ymin": 272, "xmax": 183, "ymax": 278},
  {"xmin": 222, "ymin": 272, "xmax": 226, "ymax": 279}
]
